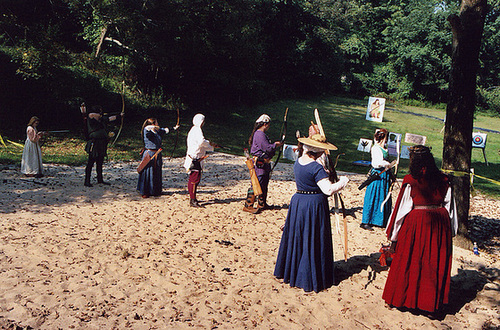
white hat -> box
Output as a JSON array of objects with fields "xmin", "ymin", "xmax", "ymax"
[{"xmin": 256, "ymin": 114, "xmax": 271, "ymax": 123}]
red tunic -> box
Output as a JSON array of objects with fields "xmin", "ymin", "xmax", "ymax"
[{"xmin": 383, "ymin": 174, "xmax": 452, "ymax": 313}]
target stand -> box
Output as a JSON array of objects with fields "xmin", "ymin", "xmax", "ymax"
[{"xmin": 472, "ymin": 132, "xmax": 488, "ymax": 166}]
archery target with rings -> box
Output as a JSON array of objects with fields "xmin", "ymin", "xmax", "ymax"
[{"xmin": 472, "ymin": 132, "xmax": 487, "ymax": 148}]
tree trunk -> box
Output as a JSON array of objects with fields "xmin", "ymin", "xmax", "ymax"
[{"xmin": 443, "ymin": 0, "xmax": 487, "ymax": 249}]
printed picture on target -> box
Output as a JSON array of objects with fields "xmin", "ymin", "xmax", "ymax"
[{"xmin": 365, "ymin": 97, "xmax": 386, "ymax": 123}]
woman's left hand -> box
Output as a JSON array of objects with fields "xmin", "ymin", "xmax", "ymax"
[
  {"xmin": 388, "ymin": 241, "xmax": 397, "ymax": 254},
  {"xmin": 338, "ymin": 176, "xmax": 349, "ymax": 188}
]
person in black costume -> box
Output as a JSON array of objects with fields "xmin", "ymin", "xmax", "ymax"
[{"xmin": 81, "ymin": 103, "xmax": 122, "ymax": 187}]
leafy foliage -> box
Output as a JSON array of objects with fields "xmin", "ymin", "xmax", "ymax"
[{"xmin": 0, "ymin": 0, "xmax": 498, "ymax": 135}]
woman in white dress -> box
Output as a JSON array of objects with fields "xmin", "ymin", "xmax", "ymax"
[{"xmin": 21, "ymin": 116, "xmax": 45, "ymax": 178}]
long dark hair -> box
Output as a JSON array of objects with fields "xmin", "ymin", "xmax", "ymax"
[
  {"xmin": 409, "ymin": 145, "xmax": 444, "ymax": 187},
  {"xmin": 248, "ymin": 122, "xmax": 267, "ymax": 147},
  {"xmin": 141, "ymin": 118, "xmax": 157, "ymax": 139}
]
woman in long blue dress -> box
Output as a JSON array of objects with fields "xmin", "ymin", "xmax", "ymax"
[
  {"xmin": 274, "ymin": 134, "xmax": 349, "ymax": 292},
  {"xmin": 360, "ymin": 129, "xmax": 394, "ymax": 230},
  {"xmin": 137, "ymin": 118, "xmax": 178, "ymax": 198}
]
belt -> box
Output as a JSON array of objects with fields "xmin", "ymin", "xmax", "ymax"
[
  {"xmin": 296, "ymin": 190, "xmax": 322, "ymax": 195},
  {"xmin": 414, "ymin": 205, "xmax": 442, "ymax": 210},
  {"xmin": 147, "ymin": 149, "xmax": 159, "ymax": 152},
  {"xmin": 253, "ymin": 156, "xmax": 271, "ymax": 164}
]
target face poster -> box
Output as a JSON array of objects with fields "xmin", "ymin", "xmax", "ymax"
[
  {"xmin": 357, "ymin": 138, "xmax": 372, "ymax": 153},
  {"xmin": 387, "ymin": 132, "xmax": 401, "ymax": 157},
  {"xmin": 365, "ymin": 97, "xmax": 386, "ymax": 122},
  {"xmin": 472, "ymin": 132, "xmax": 487, "ymax": 148}
]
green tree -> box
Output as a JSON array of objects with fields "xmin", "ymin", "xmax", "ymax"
[
  {"xmin": 478, "ymin": 0, "xmax": 500, "ymax": 87},
  {"xmin": 350, "ymin": 0, "xmax": 458, "ymax": 101}
]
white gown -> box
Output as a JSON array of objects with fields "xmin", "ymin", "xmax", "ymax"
[{"xmin": 21, "ymin": 126, "xmax": 43, "ymax": 175}]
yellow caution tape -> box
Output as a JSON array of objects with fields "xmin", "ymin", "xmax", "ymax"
[
  {"xmin": 442, "ymin": 168, "xmax": 500, "ymax": 187},
  {"xmin": 441, "ymin": 169, "xmax": 470, "ymax": 177},
  {"xmin": 0, "ymin": 134, "xmax": 6, "ymax": 147},
  {"xmin": 474, "ymin": 174, "xmax": 500, "ymax": 186},
  {"xmin": 8, "ymin": 140, "xmax": 24, "ymax": 148},
  {"xmin": 0, "ymin": 134, "xmax": 24, "ymax": 150}
]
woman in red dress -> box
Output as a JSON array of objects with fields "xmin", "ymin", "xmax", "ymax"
[{"xmin": 383, "ymin": 145, "xmax": 457, "ymax": 313}]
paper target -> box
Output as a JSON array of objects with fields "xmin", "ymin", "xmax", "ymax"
[{"xmin": 472, "ymin": 132, "xmax": 486, "ymax": 148}]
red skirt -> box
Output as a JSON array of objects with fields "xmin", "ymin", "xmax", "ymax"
[{"xmin": 382, "ymin": 207, "xmax": 452, "ymax": 312}]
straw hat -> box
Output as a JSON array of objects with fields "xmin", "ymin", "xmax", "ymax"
[{"xmin": 298, "ymin": 134, "xmax": 337, "ymax": 151}]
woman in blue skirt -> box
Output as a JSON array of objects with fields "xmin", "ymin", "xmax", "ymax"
[
  {"xmin": 360, "ymin": 129, "xmax": 394, "ymax": 230},
  {"xmin": 274, "ymin": 134, "xmax": 349, "ymax": 292},
  {"xmin": 137, "ymin": 118, "xmax": 179, "ymax": 198}
]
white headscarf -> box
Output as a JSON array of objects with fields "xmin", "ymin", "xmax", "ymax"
[
  {"xmin": 183, "ymin": 113, "xmax": 213, "ymax": 171},
  {"xmin": 193, "ymin": 113, "xmax": 205, "ymax": 127},
  {"xmin": 256, "ymin": 114, "xmax": 271, "ymax": 123}
]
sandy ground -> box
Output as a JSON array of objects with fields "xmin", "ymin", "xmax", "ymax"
[{"xmin": 0, "ymin": 153, "xmax": 499, "ymax": 329}]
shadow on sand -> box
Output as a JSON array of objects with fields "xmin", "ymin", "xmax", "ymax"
[{"xmin": 334, "ymin": 251, "xmax": 499, "ymax": 321}]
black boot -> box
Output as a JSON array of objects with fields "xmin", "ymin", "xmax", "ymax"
[
  {"xmin": 84, "ymin": 174, "xmax": 92, "ymax": 187},
  {"xmin": 254, "ymin": 194, "xmax": 265, "ymax": 213},
  {"xmin": 360, "ymin": 223, "xmax": 374, "ymax": 231},
  {"xmin": 261, "ymin": 192, "xmax": 274, "ymax": 210},
  {"xmin": 84, "ymin": 161, "xmax": 93, "ymax": 187},
  {"xmin": 97, "ymin": 172, "xmax": 108, "ymax": 185},
  {"xmin": 243, "ymin": 188, "xmax": 258, "ymax": 213}
]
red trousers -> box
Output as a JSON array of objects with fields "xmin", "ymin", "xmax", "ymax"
[{"xmin": 188, "ymin": 170, "xmax": 201, "ymax": 200}]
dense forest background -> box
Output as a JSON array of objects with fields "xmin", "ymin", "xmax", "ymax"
[{"xmin": 1, "ymin": 0, "xmax": 499, "ymax": 135}]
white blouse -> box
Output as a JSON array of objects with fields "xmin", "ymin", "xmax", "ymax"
[
  {"xmin": 371, "ymin": 144, "xmax": 391, "ymax": 168},
  {"xmin": 387, "ymin": 185, "xmax": 458, "ymax": 241},
  {"xmin": 298, "ymin": 155, "xmax": 349, "ymax": 196}
]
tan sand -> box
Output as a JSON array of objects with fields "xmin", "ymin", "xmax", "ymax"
[{"xmin": 0, "ymin": 153, "xmax": 499, "ymax": 329}]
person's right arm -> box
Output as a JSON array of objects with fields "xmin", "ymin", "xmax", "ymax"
[
  {"xmin": 27, "ymin": 127, "xmax": 41, "ymax": 143},
  {"xmin": 317, "ymin": 176, "xmax": 349, "ymax": 195}
]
